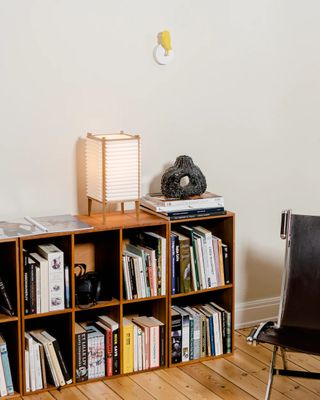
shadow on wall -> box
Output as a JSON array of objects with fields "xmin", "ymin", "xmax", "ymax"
[
  {"xmin": 148, "ymin": 162, "xmax": 172, "ymax": 194},
  {"xmin": 242, "ymin": 246, "xmax": 283, "ymax": 302},
  {"xmin": 76, "ymin": 137, "xmax": 87, "ymax": 215}
]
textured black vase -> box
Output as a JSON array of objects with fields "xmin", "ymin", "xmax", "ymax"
[{"xmin": 161, "ymin": 155, "xmax": 207, "ymax": 199}]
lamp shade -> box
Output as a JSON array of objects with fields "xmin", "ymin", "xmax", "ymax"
[{"xmin": 85, "ymin": 132, "xmax": 141, "ymax": 206}]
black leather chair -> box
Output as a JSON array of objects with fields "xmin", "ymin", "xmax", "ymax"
[{"xmin": 247, "ymin": 210, "xmax": 320, "ymax": 400}]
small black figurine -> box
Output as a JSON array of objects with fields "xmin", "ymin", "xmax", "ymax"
[{"xmin": 161, "ymin": 155, "xmax": 207, "ymax": 199}]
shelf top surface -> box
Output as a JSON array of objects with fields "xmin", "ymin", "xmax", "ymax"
[{"xmin": 78, "ymin": 210, "xmax": 234, "ymax": 231}]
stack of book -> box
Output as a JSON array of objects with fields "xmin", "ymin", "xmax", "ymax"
[
  {"xmin": 140, "ymin": 192, "xmax": 225, "ymax": 221},
  {"xmin": 171, "ymin": 302, "xmax": 231, "ymax": 364},
  {"xmin": 23, "ymin": 244, "xmax": 70, "ymax": 315},
  {"xmin": 122, "ymin": 315, "xmax": 165, "ymax": 373},
  {"xmin": 24, "ymin": 330, "xmax": 72, "ymax": 392},
  {"xmin": 171, "ymin": 225, "xmax": 231, "ymax": 294},
  {"xmin": 122, "ymin": 231, "xmax": 166, "ymax": 300},
  {"xmin": 75, "ymin": 315, "xmax": 119, "ymax": 383}
]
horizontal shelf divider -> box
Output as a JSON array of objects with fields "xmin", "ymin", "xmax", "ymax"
[
  {"xmin": 24, "ymin": 308, "xmax": 73, "ymax": 319},
  {"xmin": 171, "ymin": 284, "xmax": 233, "ymax": 298},
  {"xmin": 122, "ymin": 295, "xmax": 167, "ymax": 304}
]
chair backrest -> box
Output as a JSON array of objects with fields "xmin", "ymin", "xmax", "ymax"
[{"xmin": 278, "ymin": 211, "xmax": 320, "ymax": 330}]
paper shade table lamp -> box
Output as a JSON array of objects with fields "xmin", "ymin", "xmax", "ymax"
[{"xmin": 85, "ymin": 132, "xmax": 141, "ymax": 223}]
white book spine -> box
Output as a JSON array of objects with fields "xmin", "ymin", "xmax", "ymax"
[
  {"xmin": 211, "ymin": 238, "xmax": 222, "ymax": 285},
  {"xmin": 0, "ymin": 356, "xmax": 7, "ymax": 396},
  {"xmin": 37, "ymin": 245, "xmax": 65, "ymax": 311},
  {"xmin": 138, "ymin": 257, "xmax": 146, "ymax": 298},
  {"xmin": 133, "ymin": 325, "xmax": 138, "ymax": 372},
  {"xmin": 195, "ymin": 238, "xmax": 206, "ymax": 289},
  {"xmin": 122, "ymin": 255, "xmax": 132, "ymax": 300},
  {"xmin": 137, "ymin": 328, "xmax": 143, "ymax": 371},
  {"xmin": 182, "ymin": 315, "xmax": 190, "ymax": 362},
  {"xmin": 25, "ymin": 349, "xmax": 30, "ymax": 392},
  {"xmin": 27, "ymin": 337, "xmax": 36, "ymax": 391},
  {"xmin": 35, "ymin": 266, "xmax": 41, "ymax": 314},
  {"xmin": 34, "ymin": 342, "xmax": 43, "ymax": 390},
  {"xmin": 205, "ymin": 234, "xmax": 218, "ymax": 287}
]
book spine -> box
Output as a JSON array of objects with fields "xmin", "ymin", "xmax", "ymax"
[
  {"xmin": 122, "ymin": 324, "xmax": 133, "ymax": 374},
  {"xmin": 25, "ymin": 349, "xmax": 30, "ymax": 392},
  {"xmin": 38, "ymin": 343, "xmax": 47, "ymax": 389},
  {"xmin": 166, "ymin": 207, "xmax": 225, "ymax": 217},
  {"xmin": 33, "ymin": 342, "xmax": 43, "ymax": 390},
  {"xmin": 64, "ymin": 265, "xmax": 70, "ymax": 308},
  {"xmin": 35, "ymin": 266, "xmax": 41, "ymax": 314},
  {"xmin": 181, "ymin": 314, "xmax": 190, "ymax": 362},
  {"xmin": 28, "ymin": 262, "xmax": 36, "ymax": 314},
  {"xmin": 0, "ymin": 342, "xmax": 13, "ymax": 394},
  {"xmin": 171, "ymin": 234, "xmax": 176, "ymax": 295},
  {"xmin": 167, "ymin": 210, "xmax": 226, "ymax": 220},
  {"xmin": 222, "ymin": 244, "xmax": 231, "ymax": 285},
  {"xmin": 189, "ymin": 317, "xmax": 194, "ymax": 361},
  {"xmin": 76, "ymin": 332, "xmax": 88, "ymax": 382},
  {"xmin": 0, "ymin": 356, "xmax": 7, "ymax": 396},
  {"xmin": 179, "ymin": 237, "xmax": 191, "ymax": 293},
  {"xmin": 52, "ymin": 339, "xmax": 72, "ymax": 384},
  {"xmin": 47, "ymin": 252, "xmax": 65, "ymax": 311},
  {"xmin": 106, "ymin": 328, "xmax": 113, "ymax": 376},
  {"xmin": 171, "ymin": 313, "xmax": 182, "ymax": 364},
  {"xmin": 175, "ymin": 237, "xmax": 180, "ymax": 293},
  {"xmin": 112, "ymin": 329, "xmax": 119, "ymax": 375}
]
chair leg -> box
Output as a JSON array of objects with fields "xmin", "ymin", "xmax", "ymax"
[
  {"xmin": 265, "ymin": 345, "xmax": 278, "ymax": 400},
  {"xmin": 280, "ymin": 347, "xmax": 288, "ymax": 370}
]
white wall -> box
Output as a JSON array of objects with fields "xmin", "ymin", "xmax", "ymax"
[{"xmin": 1, "ymin": 0, "xmax": 320, "ymax": 319}]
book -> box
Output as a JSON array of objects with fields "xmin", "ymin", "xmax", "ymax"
[
  {"xmin": 75, "ymin": 323, "xmax": 88, "ymax": 382},
  {"xmin": 0, "ymin": 353, "xmax": 7, "ymax": 397},
  {"xmin": 29, "ymin": 252, "xmax": 49, "ymax": 314},
  {"xmin": 29, "ymin": 330, "xmax": 60, "ymax": 388},
  {"xmin": 97, "ymin": 315, "xmax": 119, "ymax": 375},
  {"xmin": 140, "ymin": 205, "xmax": 226, "ymax": 221},
  {"xmin": 94, "ymin": 321, "xmax": 113, "ymax": 377},
  {"xmin": 122, "ymin": 318, "xmax": 134, "ymax": 374},
  {"xmin": 149, "ymin": 316, "xmax": 165, "ymax": 367},
  {"xmin": 143, "ymin": 192, "xmax": 224, "ymax": 209},
  {"xmin": 80, "ymin": 323, "xmax": 105, "ymax": 379},
  {"xmin": 171, "ymin": 308, "xmax": 182, "ymax": 364},
  {"xmin": 37, "ymin": 244, "xmax": 65, "ymax": 311},
  {"xmin": 0, "ymin": 276, "xmax": 14, "ymax": 316},
  {"xmin": 172, "ymin": 306, "xmax": 189, "ymax": 362},
  {"xmin": 64, "ymin": 265, "xmax": 71, "ymax": 308},
  {"xmin": 0, "ymin": 215, "xmax": 93, "ymax": 239},
  {"xmin": 0, "ymin": 335, "xmax": 14, "ymax": 395},
  {"xmin": 41, "ymin": 331, "xmax": 72, "ymax": 384},
  {"xmin": 221, "ymin": 243, "xmax": 231, "ymax": 285},
  {"xmin": 171, "ymin": 232, "xmax": 191, "ymax": 293},
  {"xmin": 0, "ymin": 218, "xmax": 44, "ymax": 239},
  {"xmin": 25, "ymin": 214, "xmax": 93, "ymax": 233}
]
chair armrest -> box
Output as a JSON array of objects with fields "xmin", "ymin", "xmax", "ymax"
[{"xmin": 247, "ymin": 321, "xmax": 275, "ymax": 346}]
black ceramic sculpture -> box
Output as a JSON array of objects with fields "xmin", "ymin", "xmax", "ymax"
[{"xmin": 161, "ymin": 155, "xmax": 207, "ymax": 199}]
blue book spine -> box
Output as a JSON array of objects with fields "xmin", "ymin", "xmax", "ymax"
[
  {"xmin": 171, "ymin": 234, "xmax": 176, "ymax": 295},
  {"xmin": 0, "ymin": 342, "xmax": 14, "ymax": 394},
  {"xmin": 64, "ymin": 265, "xmax": 70, "ymax": 308},
  {"xmin": 208, "ymin": 316, "xmax": 215, "ymax": 356}
]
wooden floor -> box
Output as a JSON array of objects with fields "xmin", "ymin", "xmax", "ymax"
[{"xmin": 20, "ymin": 328, "xmax": 320, "ymax": 400}]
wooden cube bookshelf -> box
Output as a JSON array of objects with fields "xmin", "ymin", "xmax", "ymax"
[{"xmin": 0, "ymin": 210, "xmax": 235, "ymax": 397}]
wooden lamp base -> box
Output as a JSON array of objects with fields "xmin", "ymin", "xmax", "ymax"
[{"xmin": 87, "ymin": 197, "xmax": 140, "ymax": 224}]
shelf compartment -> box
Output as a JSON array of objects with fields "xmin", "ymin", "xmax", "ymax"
[
  {"xmin": 74, "ymin": 230, "xmax": 120, "ymax": 303},
  {"xmin": 0, "ymin": 321, "xmax": 21, "ymax": 397}
]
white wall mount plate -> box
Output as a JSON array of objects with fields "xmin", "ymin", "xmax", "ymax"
[{"xmin": 153, "ymin": 44, "xmax": 174, "ymax": 65}]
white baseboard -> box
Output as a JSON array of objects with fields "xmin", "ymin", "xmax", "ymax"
[{"xmin": 235, "ymin": 297, "xmax": 280, "ymax": 329}]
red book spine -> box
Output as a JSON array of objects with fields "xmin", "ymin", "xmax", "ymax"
[{"xmin": 106, "ymin": 328, "xmax": 113, "ymax": 376}]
